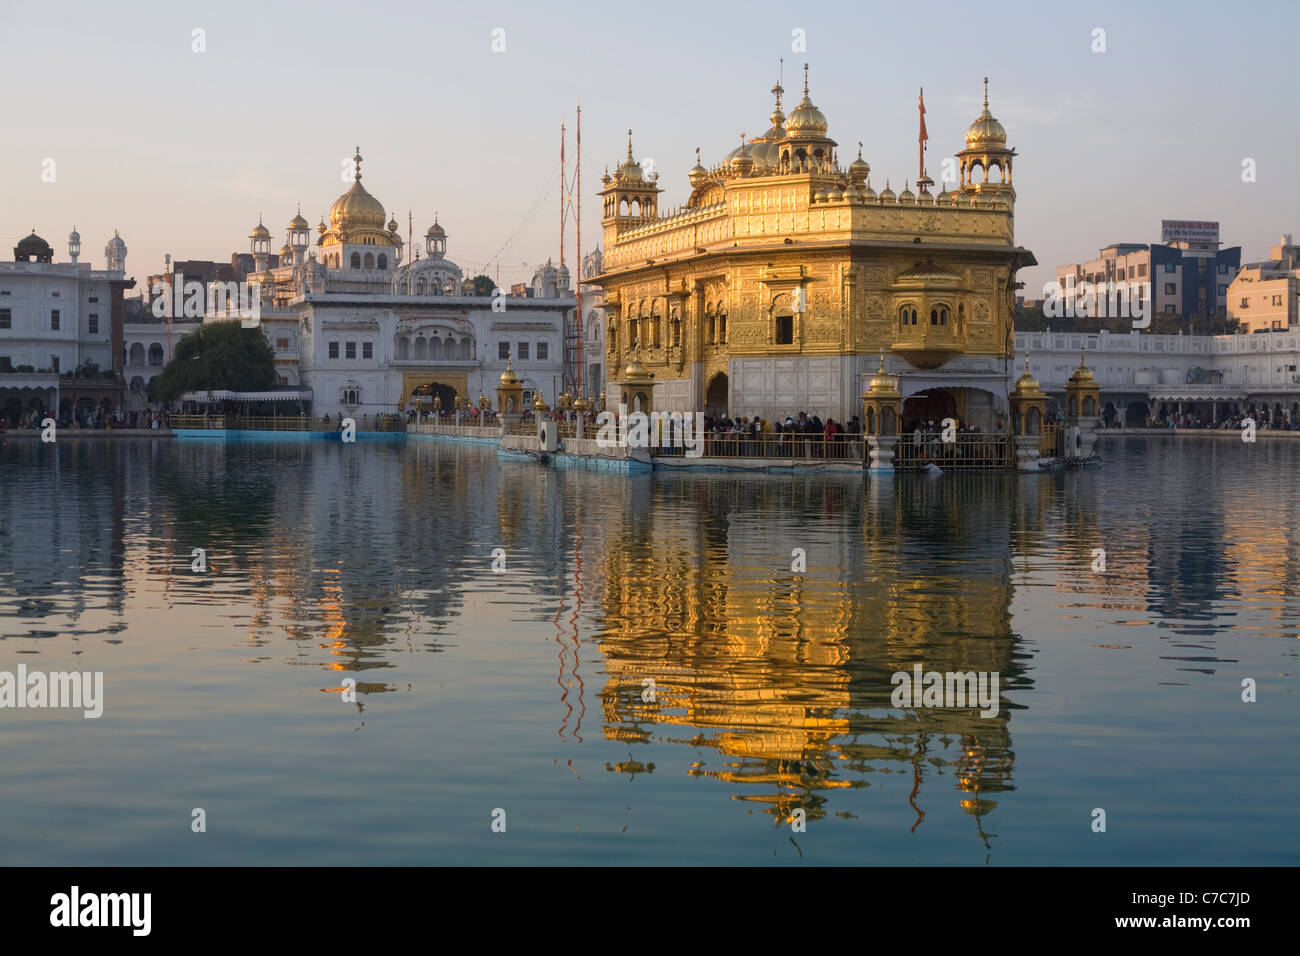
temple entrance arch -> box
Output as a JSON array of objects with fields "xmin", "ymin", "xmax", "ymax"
[
  {"xmin": 399, "ymin": 371, "xmax": 468, "ymax": 412},
  {"xmin": 705, "ymin": 372, "xmax": 728, "ymax": 418},
  {"xmin": 1124, "ymin": 400, "xmax": 1148, "ymax": 427},
  {"xmin": 902, "ymin": 389, "xmax": 958, "ymax": 430},
  {"xmin": 410, "ymin": 382, "xmax": 457, "ymax": 411}
]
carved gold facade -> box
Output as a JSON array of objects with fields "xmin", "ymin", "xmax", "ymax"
[{"xmin": 589, "ymin": 67, "xmax": 1037, "ymax": 426}]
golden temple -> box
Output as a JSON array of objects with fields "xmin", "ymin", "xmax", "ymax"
[{"xmin": 591, "ymin": 68, "xmax": 1036, "ymax": 429}]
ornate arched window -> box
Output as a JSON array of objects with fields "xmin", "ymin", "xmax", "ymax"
[
  {"xmin": 363, "ymin": 252, "xmax": 374, "ymax": 269},
  {"xmin": 429, "ymin": 337, "xmax": 443, "ymax": 360},
  {"xmin": 377, "ymin": 254, "xmax": 387, "ymax": 270},
  {"xmin": 350, "ymin": 252, "xmax": 361, "ymax": 269},
  {"xmin": 414, "ymin": 337, "xmax": 426, "ymax": 360}
]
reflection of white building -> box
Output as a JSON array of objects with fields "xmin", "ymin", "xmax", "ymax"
[
  {"xmin": 209, "ymin": 148, "xmax": 573, "ymax": 417},
  {"xmin": 0, "ymin": 228, "xmax": 133, "ymax": 423}
]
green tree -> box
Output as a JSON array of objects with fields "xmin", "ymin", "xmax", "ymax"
[{"xmin": 152, "ymin": 321, "xmax": 276, "ymax": 402}]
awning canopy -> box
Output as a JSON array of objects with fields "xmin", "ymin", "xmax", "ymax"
[{"xmin": 181, "ymin": 389, "xmax": 314, "ymax": 402}]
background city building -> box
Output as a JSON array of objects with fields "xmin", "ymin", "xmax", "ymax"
[
  {"xmin": 1055, "ymin": 222, "xmax": 1240, "ymax": 320},
  {"xmin": 1227, "ymin": 234, "xmax": 1300, "ymax": 332}
]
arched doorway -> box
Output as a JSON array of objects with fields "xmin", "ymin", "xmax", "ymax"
[
  {"xmin": 902, "ymin": 389, "xmax": 957, "ymax": 430},
  {"xmin": 1124, "ymin": 400, "xmax": 1149, "ymax": 427},
  {"xmin": 410, "ymin": 382, "xmax": 457, "ymax": 411},
  {"xmin": 705, "ymin": 373, "xmax": 728, "ymax": 418}
]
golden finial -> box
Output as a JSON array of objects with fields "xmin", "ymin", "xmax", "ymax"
[
  {"xmin": 858, "ymin": 141, "xmax": 863, "ymax": 159},
  {"xmin": 803, "ymin": 62, "xmax": 809, "ymax": 96},
  {"xmin": 1024, "ymin": 350, "xmax": 1031, "ymax": 373},
  {"xmin": 353, "ymin": 146, "xmax": 362, "ymax": 181},
  {"xmin": 983, "ymin": 77, "xmax": 989, "ymax": 108},
  {"xmin": 626, "ymin": 129, "xmax": 633, "ymax": 161},
  {"xmin": 695, "ymin": 146, "xmax": 701, "ymax": 164},
  {"xmin": 878, "ymin": 352, "xmax": 886, "ymax": 373}
]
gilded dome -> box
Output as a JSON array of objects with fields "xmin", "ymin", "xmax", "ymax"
[
  {"xmin": 624, "ymin": 356, "xmax": 650, "ymax": 379},
  {"xmin": 289, "ymin": 212, "xmax": 310, "ymax": 231},
  {"xmin": 730, "ymin": 139, "xmax": 754, "ymax": 176},
  {"xmin": 867, "ymin": 355, "xmax": 900, "ymax": 394},
  {"xmin": 786, "ymin": 66, "xmax": 829, "ymax": 137},
  {"xmin": 499, "ymin": 355, "xmax": 520, "ymax": 386},
  {"xmin": 965, "ymin": 80, "xmax": 1007, "ymax": 149},
  {"xmin": 898, "ymin": 182, "xmax": 916, "ymax": 204},
  {"xmin": 848, "ymin": 143, "xmax": 870, "ymax": 184},
  {"xmin": 1069, "ymin": 350, "xmax": 1095, "ymax": 383},
  {"xmin": 387, "ymin": 215, "xmax": 399, "ymax": 233},
  {"xmin": 329, "ymin": 180, "xmax": 387, "ymax": 230},
  {"xmin": 689, "ymin": 147, "xmax": 709, "ymax": 187},
  {"xmin": 1014, "ymin": 354, "xmax": 1042, "ymax": 395},
  {"xmin": 427, "ymin": 221, "xmax": 446, "ymax": 238},
  {"xmin": 615, "ymin": 130, "xmax": 644, "ymax": 182},
  {"xmin": 879, "ymin": 180, "xmax": 896, "ymax": 203},
  {"xmin": 250, "ymin": 220, "xmax": 271, "ymax": 240},
  {"xmin": 860, "ymin": 180, "xmax": 877, "ymax": 203},
  {"xmin": 279, "ymin": 242, "xmax": 292, "ymax": 258}
]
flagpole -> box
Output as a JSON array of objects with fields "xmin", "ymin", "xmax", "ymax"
[{"xmin": 576, "ymin": 100, "xmax": 582, "ymax": 401}]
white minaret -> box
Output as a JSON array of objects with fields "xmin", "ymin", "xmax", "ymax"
[
  {"xmin": 289, "ymin": 206, "xmax": 310, "ymax": 267},
  {"xmin": 68, "ymin": 226, "xmax": 81, "ymax": 266},
  {"xmin": 104, "ymin": 229, "xmax": 127, "ymax": 272},
  {"xmin": 250, "ymin": 216, "xmax": 271, "ymax": 272}
]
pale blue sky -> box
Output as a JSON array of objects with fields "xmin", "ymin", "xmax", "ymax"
[{"xmin": 2, "ymin": 0, "xmax": 1297, "ymax": 292}]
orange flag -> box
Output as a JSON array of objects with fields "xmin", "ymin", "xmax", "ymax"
[{"xmin": 918, "ymin": 87, "xmax": 928, "ymax": 146}]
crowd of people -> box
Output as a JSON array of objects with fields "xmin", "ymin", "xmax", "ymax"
[
  {"xmin": 0, "ymin": 406, "xmax": 168, "ymax": 431},
  {"xmin": 1141, "ymin": 410, "xmax": 1300, "ymax": 430},
  {"xmin": 695, "ymin": 413, "xmax": 863, "ymax": 458}
]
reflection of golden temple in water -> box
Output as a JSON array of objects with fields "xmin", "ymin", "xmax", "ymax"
[{"xmin": 560, "ymin": 469, "xmax": 1039, "ymax": 840}]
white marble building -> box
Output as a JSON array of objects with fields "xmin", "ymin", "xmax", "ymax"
[
  {"xmin": 0, "ymin": 228, "xmax": 133, "ymax": 422},
  {"xmin": 1017, "ymin": 327, "xmax": 1300, "ymax": 424},
  {"xmin": 197, "ymin": 148, "xmax": 575, "ymax": 418}
]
